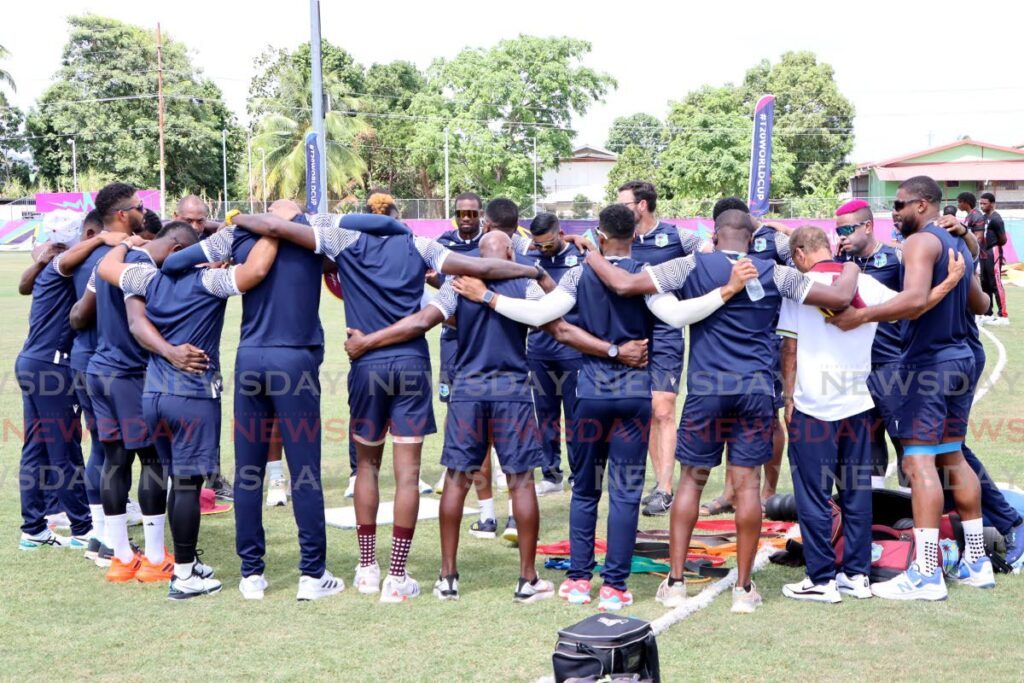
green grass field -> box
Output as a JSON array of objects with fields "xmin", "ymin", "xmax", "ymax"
[{"xmin": 1, "ymin": 252, "xmax": 1023, "ymax": 682}]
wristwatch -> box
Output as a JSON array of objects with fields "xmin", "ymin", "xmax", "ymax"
[
  {"xmin": 606, "ymin": 344, "xmax": 619, "ymax": 358},
  {"xmin": 482, "ymin": 290, "xmax": 495, "ymax": 305},
  {"xmin": 534, "ymin": 265, "xmax": 548, "ymax": 281}
]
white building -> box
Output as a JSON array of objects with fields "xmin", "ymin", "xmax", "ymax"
[{"xmin": 538, "ymin": 145, "xmax": 617, "ymax": 218}]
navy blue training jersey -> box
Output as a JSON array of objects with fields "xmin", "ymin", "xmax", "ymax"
[
  {"xmin": 62, "ymin": 247, "xmax": 107, "ymax": 372},
  {"xmin": 750, "ymin": 227, "xmax": 792, "ymax": 266},
  {"xmin": 526, "ymin": 243, "xmax": 584, "ymax": 361},
  {"xmin": 120, "ymin": 264, "xmax": 240, "ymax": 399},
  {"xmin": 901, "ymin": 225, "xmax": 974, "ymax": 366},
  {"xmin": 649, "ymin": 251, "xmax": 812, "ymax": 396},
  {"xmin": 313, "ymin": 215, "xmax": 450, "ymax": 363},
  {"xmin": 88, "ymin": 247, "xmax": 154, "ymax": 377},
  {"xmin": 232, "ymin": 224, "xmax": 325, "ymax": 349},
  {"xmin": 838, "ymin": 243, "xmax": 903, "ymax": 365},
  {"xmin": 433, "ymin": 278, "xmax": 534, "ymax": 402},
  {"xmin": 436, "ymin": 228, "xmax": 482, "ymax": 343},
  {"xmin": 20, "ymin": 260, "xmax": 76, "ymax": 365}
]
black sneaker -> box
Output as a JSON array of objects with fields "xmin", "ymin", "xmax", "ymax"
[
  {"xmin": 642, "ymin": 489, "xmax": 673, "ymax": 517},
  {"xmin": 641, "ymin": 486, "xmax": 658, "ymax": 506},
  {"xmin": 469, "ymin": 518, "xmax": 497, "ymax": 539},
  {"xmin": 210, "ymin": 474, "xmax": 234, "ymax": 501},
  {"xmin": 94, "ymin": 542, "xmax": 114, "ymax": 568},
  {"xmin": 85, "ymin": 537, "xmax": 102, "ymax": 561}
]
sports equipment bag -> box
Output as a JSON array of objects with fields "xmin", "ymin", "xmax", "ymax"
[{"xmin": 552, "ymin": 614, "xmax": 660, "ymax": 683}]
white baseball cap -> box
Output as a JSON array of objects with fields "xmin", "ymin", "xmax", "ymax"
[{"xmin": 40, "ymin": 210, "xmax": 84, "ymax": 247}]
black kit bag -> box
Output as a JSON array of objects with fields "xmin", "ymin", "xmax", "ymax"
[{"xmin": 552, "ymin": 613, "xmax": 660, "ymax": 683}]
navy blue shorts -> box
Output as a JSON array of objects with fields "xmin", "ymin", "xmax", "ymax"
[
  {"xmin": 895, "ymin": 358, "xmax": 975, "ymax": 443},
  {"xmin": 676, "ymin": 393, "xmax": 775, "ymax": 468},
  {"xmin": 86, "ymin": 372, "xmax": 150, "ymax": 449},
  {"xmin": 348, "ymin": 356, "xmax": 436, "ymax": 443},
  {"xmin": 143, "ymin": 393, "xmax": 221, "ymax": 477},
  {"xmin": 649, "ymin": 327, "xmax": 683, "ymax": 394},
  {"xmin": 441, "ymin": 400, "xmax": 543, "ymax": 475},
  {"xmin": 438, "ymin": 334, "xmax": 457, "ymax": 403},
  {"xmin": 866, "ymin": 363, "xmax": 902, "ymax": 436},
  {"xmin": 73, "ymin": 370, "xmax": 96, "ymax": 433}
]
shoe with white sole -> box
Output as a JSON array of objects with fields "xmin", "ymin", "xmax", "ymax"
[
  {"xmin": 731, "ymin": 582, "xmax": 763, "ymax": 614},
  {"xmin": 168, "ymin": 566, "xmax": 222, "ymax": 601},
  {"xmin": 502, "ymin": 517, "xmax": 519, "ymax": 544},
  {"xmin": 871, "ymin": 563, "xmax": 947, "ymax": 601},
  {"xmin": 354, "ymin": 562, "xmax": 382, "ymax": 594},
  {"xmin": 69, "ymin": 535, "xmax": 92, "ymax": 551},
  {"xmin": 597, "ymin": 585, "xmax": 633, "ymax": 612},
  {"xmin": 469, "ymin": 518, "xmax": 497, "ymax": 539},
  {"xmin": 344, "ymin": 476, "xmax": 357, "ymax": 499},
  {"xmin": 836, "ymin": 572, "xmax": 872, "ymax": 599},
  {"xmin": 514, "ymin": 576, "xmax": 555, "ymax": 604},
  {"xmin": 985, "ymin": 316, "xmax": 1010, "ymax": 327},
  {"xmin": 19, "ymin": 529, "xmax": 71, "ymax": 550},
  {"xmin": 192, "ymin": 550, "xmax": 215, "ymax": 579},
  {"xmin": 782, "ymin": 577, "xmax": 842, "ymax": 604},
  {"xmin": 955, "ymin": 555, "xmax": 996, "ymax": 589},
  {"xmin": 559, "ymin": 578, "xmax": 592, "ymax": 605},
  {"xmin": 84, "ymin": 537, "xmax": 102, "ymax": 561},
  {"xmin": 535, "ymin": 479, "xmax": 565, "ymax": 497},
  {"xmin": 266, "ymin": 479, "xmax": 288, "ymax": 507},
  {"xmin": 239, "ymin": 574, "xmax": 268, "ymax": 600},
  {"xmin": 94, "ymin": 542, "xmax": 114, "ymax": 568},
  {"xmin": 433, "ymin": 573, "xmax": 460, "ymax": 601},
  {"xmin": 418, "ymin": 478, "xmax": 433, "ymax": 495},
  {"xmin": 655, "ymin": 577, "xmax": 687, "ymax": 608},
  {"xmin": 126, "ymin": 499, "xmax": 143, "ymax": 527},
  {"xmin": 380, "ymin": 573, "xmax": 420, "ymax": 603},
  {"xmin": 297, "ymin": 570, "xmax": 345, "ymax": 601},
  {"xmin": 46, "ymin": 512, "xmax": 71, "ymax": 531}
]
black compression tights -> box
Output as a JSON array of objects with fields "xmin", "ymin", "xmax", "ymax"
[
  {"xmin": 100, "ymin": 442, "xmax": 167, "ymax": 516},
  {"xmin": 168, "ymin": 475, "xmax": 204, "ymax": 564}
]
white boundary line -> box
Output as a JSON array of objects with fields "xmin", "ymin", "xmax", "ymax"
[{"xmin": 884, "ymin": 327, "xmax": 1007, "ymax": 480}]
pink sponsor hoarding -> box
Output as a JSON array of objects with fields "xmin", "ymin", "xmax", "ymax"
[{"xmin": 34, "ymin": 190, "xmax": 161, "ymax": 214}]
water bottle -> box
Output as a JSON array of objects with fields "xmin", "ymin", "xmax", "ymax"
[{"xmin": 745, "ymin": 276, "xmax": 765, "ymax": 301}]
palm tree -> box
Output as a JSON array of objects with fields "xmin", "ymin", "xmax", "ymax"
[
  {"xmin": 250, "ymin": 59, "xmax": 366, "ymax": 201},
  {"xmin": 0, "ymin": 44, "xmax": 15, "ymax": 93}
]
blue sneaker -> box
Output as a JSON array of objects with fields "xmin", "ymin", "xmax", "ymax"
[
  {"xmin": 1004, "ymin": 522, "xmax": 1024, "ymax": 571},
  {"xmin": 469, "ymin": 518, "xmax": 497, "ymax": 539},
  {"xmin": 871, "ymin": 563, "xmax": 948, "ymax": 601},
  {"xmin": 956, "ymin": 555, "xmax": 996, "ymax": 588}
]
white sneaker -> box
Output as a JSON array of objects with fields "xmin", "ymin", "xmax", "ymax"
[
  {"xmin": 731, "ymin": 582, "xmax": 763, "ymax": 614},
  {"xmin": 168, "ymin": 566, "xmax": 222, "ymax": 600},
  {"xmin": 655, "ymin": 577, "xmax": 688, "ymax": 608},
  {"xmin": 380, "ymin": 573, "xmax": 420, "ymax": 603},
  {"xmin": 344, "ymin": 476, "xmax": 357, "ymax": 499},
  {"xmin": 266, "ymin": 478, "xmax": 288, "ymax": 507},
  {"xmin": 871, "ymin": 563, "xmax": 947, "ymax": 601},
  {"xmin": 782, "ymin": 577, "xmax": 842, "ymax": 604},
  {"xmin": 514, "ymin": 576, "xmax": 555, "ymax": 604},
  {"xmin": 46, "ymin": 512, "xmax": 71, "ymax": 530},
  {"xmin": 354, "ymin": 562, "xmax": 382, "ymax": 594},
  {"xmin": 836, "ymin": 572, "xmax": 872, "ymax": 599},
  {"xmin": 955, "ymin": 555, "xmax": 996, "ymax": 588},
  {"xmin": 297, "ymin": 569, "xmax": 346, "ymax": 601},
  {"xmin": 239, "ymin": 574, "xmax": 268, "ymax": 600},
  {"xmin": 434, "ymin": 472, "xmax": 446, "ymax": 495},
  {"xmin": 126, "ymin": 499, "xmax": 143, "ymax": 527},
  {"xmin": 418, "ymin": 478, "xmax": 434, "ymax": 495},
  {"xmin": 987, "ymin": 316, "xmax": 1010, "ymax": 327},
  {"xmin": 535, "ymin": 479, "xmax": 565, "ymax": 497},
  {"xmin": 433, "ymin": 574, "xmax": 460, "ymax": 601},
  {"xmin": 19, "ymin": 529, "xmax": 71, "ymax": 550}
]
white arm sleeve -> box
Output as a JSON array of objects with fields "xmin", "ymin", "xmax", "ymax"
[
  {"xmin": 493, "ymin": 288, "xmax": 576, "ymax": 327},
  {"xmin": 644, "ymin": 289, "xmax": 726, "ymax": 329},
  {"xmin": 777, "ymin": 298, "xmax": 799, "ymax": 338}
]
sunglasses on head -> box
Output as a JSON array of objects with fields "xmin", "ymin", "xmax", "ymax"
[
  {"xmin": 893, "ymin": 197, "xmax": 922, "ymax": 212},
  {"xmin": 835, "ymin": 220, "xmax": 868, "ymax": 237}
]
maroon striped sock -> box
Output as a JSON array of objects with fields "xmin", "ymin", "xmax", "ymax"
[
  {"xmin": 356, "ymin": 524, "xmax": 376, "ymax": 567},
  {"xmin": 389, "ymin": 525, "xmax": 414, "ymax": 577}
]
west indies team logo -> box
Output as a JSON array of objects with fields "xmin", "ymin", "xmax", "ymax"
[
  {"xmin": 754, "ymin": 237, "xmax": 767, "ymax": 252},
  {"xmin": 654, "ymin": 233, "xmax": 668, "ymax": 247}
]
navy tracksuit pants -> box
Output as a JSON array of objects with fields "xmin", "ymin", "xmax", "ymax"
[{"xmin": 529, "ymin": 356, "xmax": 581, "ymax": 484}]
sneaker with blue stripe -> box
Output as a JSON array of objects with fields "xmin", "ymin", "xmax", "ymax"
[
  {"xmin": 1004, "ymin": 521, "xmax": 1024, "ymax": 572},
  {"xmin": 19, "ymin": 529, "xmax": 71, "ymax": 551},
  {"xmin": 871, "ymin": 562, "xmax": 947, "ymax": 601},
  {"xmin": 955, "ymin": 555, "xmax": 996, "ymax": 588}
]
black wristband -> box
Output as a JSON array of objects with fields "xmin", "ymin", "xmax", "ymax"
[{"xmin": 534, "ymin": 265, "xmax": 547, "ymax": 281}]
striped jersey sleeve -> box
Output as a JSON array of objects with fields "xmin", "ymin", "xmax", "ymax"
[
  {"xmin": 119, "ymin": 263, "xmax": 158, "ymax": 299},
  {"xmin": 774, "ymin": 264, "xmax": 812, "ymax": 303},
  {"xmin": 675, "ymin": 227, "xmax": 704, "ymax": 255},
  {"xmin": 201, "ymin": 267, "xmax": 242, "ymax": 299},
  {"xmin": 414, "ymin": 236, "xmax": 450, "ymax": 272},
  {"xmin": 312, "ymin": 214, "xmax": 361, "ymax": 259},
  {"xmin": 554, "ymin": 266, "xmax": 582, "ymax": 299},
  {"xmin": 52, "ymin": 252, "xmax": 71, "ymax": 277},
  {"xmin": 775, "ymin": 231, "xmax": 792, "ymax": 262},
  {"xmin": 646, "ymin": 254, "xmax": 696, "ymax": 294},
  {"xmin": 201, "ymin": 225, "xmax": 235, "ymax": 262},
  {"xmin": 512, "ymin": 232, "xmax": 532, "ymax": 255},
  {"xmin": 429, "ymin": 281, "xmax": 458, "ymax": 318}
]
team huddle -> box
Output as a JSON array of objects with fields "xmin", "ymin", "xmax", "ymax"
[{"xmin": 16, "ymin": 176, "xmax": 1024, "ymax": 612}]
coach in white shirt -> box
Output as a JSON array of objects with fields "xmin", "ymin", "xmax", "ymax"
[{"xmin": 775, "ymin": 226, "xmax": 964, "ymax": 604}]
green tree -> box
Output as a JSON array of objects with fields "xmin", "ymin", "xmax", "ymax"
[
  {"xmin": 742, "ymin": 51, "xmax": 855, "ymax": 194},
  {"xmin": 0, "ymin": 44, "xmax": 15, "ymax": 93},
  {"xmin": 604, "ymin": 144, "xmax": 658, "ymax": 201},
  {"xmin": 571, "ymin": 192, "xmax": 592, "ymax": 218},
  {"xmin": 359, "ymin": 60, "xmax": 426, "ymax": 198},
  {"xmin": 0, "ymin": 92, "xmax": 30, "ymax": 191},
  {"xmin": 657, "ymin": 85, "xmax": 796, "ymax": 200},
  {"xmin": 25, "ymin": 16, "xmax": 242, "ymax": 197},
  {"xmin": 406, "ymin": 35, "xmax": 615, "ymax": 209},
  {"xmin": 605, "ymin": 113, "xmax": 663, "ymax": 155},
  {"xmin": 247, "ymin": 41, "xmax": 368, "ymax": 201}
]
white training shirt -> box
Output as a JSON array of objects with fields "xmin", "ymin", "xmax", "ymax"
[{"xmin": 776, "ymin": 271, "xmax": 897, "ymax": 422}]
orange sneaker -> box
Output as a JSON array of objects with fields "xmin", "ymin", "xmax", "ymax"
[
  {"xmin": 106, "ymin": 554, "xmax": 143, "ymax": 583},
  {"xmin": 136, "ymin": 552, "xmax": 176, "ymax": 583}
]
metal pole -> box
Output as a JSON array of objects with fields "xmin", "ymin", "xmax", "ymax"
[
  {"xmin": 532, "ymin": 136, "xmax": 538, "ymax": 217},
  {"xmin": 247, "ymin": 132, "xmax": 253, "ymax": 213},
  {"xmin": 156, "ymin": 23, "xmax": 166, "ymax": 217},
  {"xmin": 261, "ymin": 149, "xmax": 267, "ymax": 211},
  {"xmin": 221, "ymin": 129, "xmax": 228, "ymax": 216},
  {"xmin": 444, "ymin": 126, "xmax": 450, "ymax": 220},
  {"xmin": 69, "ymin": 138, "xmax": 78, "ymax": 192},
  {"xmin": 309, "ymin": 0, "xmax": 328, "ymax": 213}
]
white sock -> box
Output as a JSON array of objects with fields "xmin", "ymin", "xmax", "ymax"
[
  {"xmin": 962, "ymin": 517, "xmax": 986, "ymax": 563},
  {"xmin": 914, "ymin": 527, "xmax": 939, "ymax": 575},
  {"xmin": 870, "ymin": 476, "xmax": 886, "ymax": 490},
  {"xmin": 479, "ymin": 498, "xmax": 495, "ymax": 523},
  {"xmin": 508, "ymin": 499, "xmax": 514, "ymax": 517},
  {"xmin": 107, "ymin": 513, "xmax": 131, "ymax": 563},
  {"xmin": 174, "ymin": 561, "xmax": 195, "ymax": 580},
  {"xmin": 89, "ymin": 504, "xmax": 105, "ymax": 540},
  {"xmin": 268, "ymin": 460, "xmax": 284, "ymax": 482},
  {"xmin": 142, "ymin": 514, "xmax": 166, "ymax": 563}
]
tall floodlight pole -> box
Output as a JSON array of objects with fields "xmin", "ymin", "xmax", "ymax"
[
  {"xmin": 444, "ymin": 126, "xmax": 450, "ymax": 220},
  {"xmin": 309, "ymin": 0, "xmax": 328, "ymax": 213},
  {"xmin": 247, "ymin": 132, "xmax": 254, "ymax": 213},
  {"xmin": 532, "ymin": 136, "xmax": 538, "ymax": 217},
  {"xmin": 156, "ymin": 23, "xmax": 166, "ymax": 217},
  {"xmin": 69, "ymin": 138, "xmax": 78, "ymax": 192},
  {"xmin": 221, "ymin": 129, "xmax": 228, "ymax": 214}
]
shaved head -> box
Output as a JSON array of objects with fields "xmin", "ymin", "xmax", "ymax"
[
  {"xmin": 269, "ymin": 199, "xmax": 303, "ymax": 220},
  {"xmin": 479, "ymin": 231, "xmax": 512, "ymax": 260}
]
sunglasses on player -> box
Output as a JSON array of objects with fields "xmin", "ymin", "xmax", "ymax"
[
  {"xmin": 117, "ymin": 201, "xmax": 146, "ymax": 214},
  {"xmin": 893, "ymin": 197, "xmax": 922, "ymax": 212},
  {"xmin": 835, "ymin": 220, "xmax": 869, "ymax": 237},
  {"xmin": 455, "ymin": 209, "xmax": 480, "ymax": 220}
]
